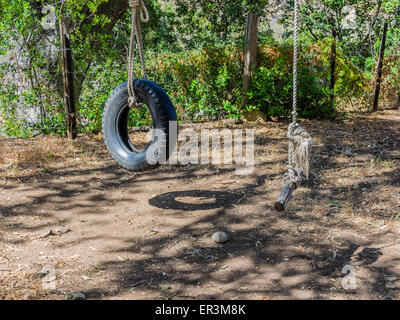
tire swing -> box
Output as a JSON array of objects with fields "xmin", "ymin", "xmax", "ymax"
[
  {"xmin": 274, "ymin": 0, "xmax": 313, "ymax": 212},
  {"xmin": 102, "ymin": 0, "xmax": 177, "ymax": 171}
]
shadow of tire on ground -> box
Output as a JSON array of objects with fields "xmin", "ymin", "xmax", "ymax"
[{"xmin": 148, "ymin": 189, "xmax": 243, "ymax": 211}]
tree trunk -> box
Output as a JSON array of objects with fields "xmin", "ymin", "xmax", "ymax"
[
  {"xmin": 242, "ymin": 13, "xmax": 259, "ymax": 106},
  {"xmin": 373, "ymin": 21, "xmax": 388, "ymax": 112},
  {"xmin": 330, "ymin": 28, "xmax": 336, "ymax": 104},
  {"xmin": 396, "ymin": 6, "xmax": 400, "ymax": 108},
  {"xmin": 60, "ymin": 18, "xmax": 77, "ymax": 140},
  {"xmin": 57, "ymin": 0, "xmax": 129, "ymax": 137}
]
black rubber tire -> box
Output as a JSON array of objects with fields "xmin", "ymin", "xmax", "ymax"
[{"xmin": 102, "ymin": 79, "xmax": 177, "ymax": 171}]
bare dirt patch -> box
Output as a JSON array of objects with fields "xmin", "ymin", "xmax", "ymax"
[{"xmin": 1, "ymin": 109, "xmax": 400, "ymax": 300}]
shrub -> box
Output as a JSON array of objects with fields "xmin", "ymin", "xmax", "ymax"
[
  {"xmin": 1, "ymin": 42, "xmax": 350, "ymax": 137},
  {"xmin": 248, "ymin": 43, "xmax": 336, "ymax": 119},
  {"xmin": 147, "ymin": 46, "xmax": 244, "ymax": 121}
]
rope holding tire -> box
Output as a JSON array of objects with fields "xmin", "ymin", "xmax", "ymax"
[
  {"xmin": 127, "ymin": 0, "xmax": 149, "ymax": 108},
  {"xmin": 102, "ymin": 1, "xmax": 177, "ymax": 171}
]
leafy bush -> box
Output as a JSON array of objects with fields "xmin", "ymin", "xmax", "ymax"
[
  {"xmin": 248, "ymin": 66, "xmax": 335, "ymax": 120},
  {"xmin": 147, "ymin": 46, "xmax": 244, "ymax": 121},
  {"xmin": 248, "ymin": 43, "xmax": 336, "ymax": 119},
  {"xmin": 318, "ymin": 38, "xmax": 369, "ymax": 110},
  {"xmin": 1, "ymin": 41, "xmax": 348, "ymax": 138}
]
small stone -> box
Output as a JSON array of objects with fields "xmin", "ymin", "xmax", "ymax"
[
  {"xmin": 344, "ymin": 147, "xmax": 354, "ymax": 157},
  {"xmin": 71, "ymin": 292, "xmax": 86, "ymax": 300},
  {"xmin": 81, "ymin": 275, "xmax": 90, "ymax": 281},
  {"xmin": 212, "ymin": 231, "xmax": 229, "ymax": 244}
]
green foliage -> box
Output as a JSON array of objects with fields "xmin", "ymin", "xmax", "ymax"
[
  {"xmin": 1, "ymin": 0, "xmax": 400, "ymax": 137},
  {"xmin": 319, "ymin": 38, "xmax": 369, "ymax": 99},
  {"xmin": 172, "ymin": 0, "xmax": 269, "ymax": 48},
  {"xmin": 146, "ymin": 46, "xmax": 244, "ymax": 121},
  {"xmin": 248, "ymin": 45, "xmax": 336, "ymax": 119}
]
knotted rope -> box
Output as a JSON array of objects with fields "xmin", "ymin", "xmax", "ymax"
[
  {"xmin": 127, "ymin": 0, "xmax": 149, "ymax": 108},
  {"xmin": 284, "ymin": 0, "xmax": 313, "ymax": 186},
  {"xmin": 285, "ymin": 123, "xmax": 312, "ymax": 185}
]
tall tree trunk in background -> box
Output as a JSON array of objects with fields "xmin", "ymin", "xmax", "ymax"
[
  {"xmin": 242, "ymin": 13, "xmax": 259, "ymax": 106},
  {"xmin": 373, "ymin": 21, "xmax": 388, "ymax": 112},
  {"xmin": 330, "ymin": 27, "xmax": 336, "ymax": 104},
  {"xmin": 396, "ymin": 6, "xmax": 400, "ymax": 109},
  {"xmin": 60, "ymin": 17, "xmax": 77, "ymax": 140}
]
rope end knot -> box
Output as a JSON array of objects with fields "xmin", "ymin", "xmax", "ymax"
[{"xmin": 286, "ymin": 122, "xmax": 313, "ymax": 184}]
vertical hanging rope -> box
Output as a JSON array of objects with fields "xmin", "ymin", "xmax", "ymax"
[
  {"xmin": 292, "ymin": 0, "xmax": 298, "ymax": 125},
  {"xmin": 284, "ymin": 0, "xmax": 313, "ymax": 187},
  {"xmin": 127, "ymin": 0, "xmax": 149, "ymax": 108}
]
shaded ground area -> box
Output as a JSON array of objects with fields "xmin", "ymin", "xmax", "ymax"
[{"xmin": 0, "ymin": 109, "xmax": 400, "ymax": 300}]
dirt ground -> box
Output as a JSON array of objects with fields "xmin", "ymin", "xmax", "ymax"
[{"xmin": 1, "ymin": 108, "xmax": 400, "ymax": 300}]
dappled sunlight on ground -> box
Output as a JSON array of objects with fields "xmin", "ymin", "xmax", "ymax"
[{"xmin": 0, "ymin": 109, "xmax": 400, "ymax": 300}]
